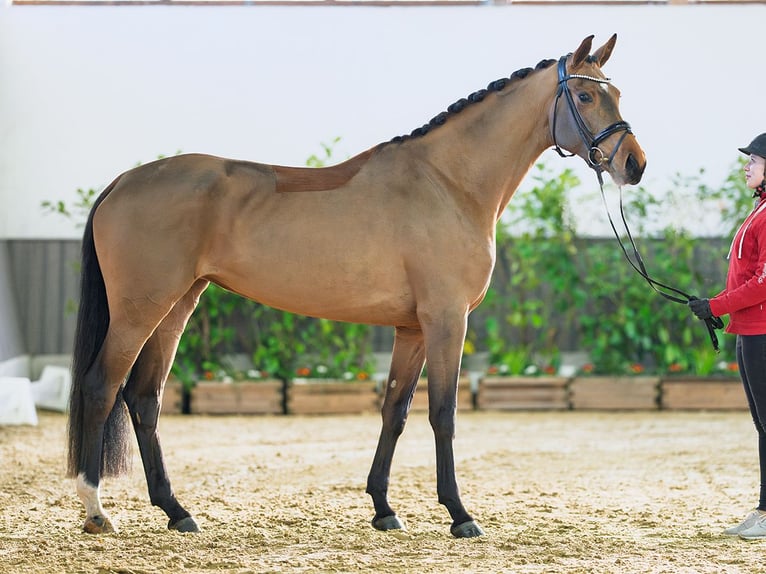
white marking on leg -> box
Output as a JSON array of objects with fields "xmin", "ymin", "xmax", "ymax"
[
  {"xmin": 76, "ymin": 473, "xmax": 109, "ymax": 522},
  {"xmin": 390, "ymin": 379, "xmax": 397, "ymax": 389}
]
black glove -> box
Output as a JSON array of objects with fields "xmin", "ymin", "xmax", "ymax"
[{"xmin": 688, "ymin": 297, "xmax": 713, "ymax": 320}]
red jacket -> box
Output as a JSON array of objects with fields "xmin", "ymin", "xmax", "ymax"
[{"xmin": 710, "ymin": 197, "xmax": 766, "ymax": 334}]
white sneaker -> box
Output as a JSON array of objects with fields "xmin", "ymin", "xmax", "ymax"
[
  {"xmin": 723, "ymin": 510, "xmax": 764, "ymax": 536},
  {"xmin": 738, "ymin": 512, "xmax": 766, "ymax": 540}
]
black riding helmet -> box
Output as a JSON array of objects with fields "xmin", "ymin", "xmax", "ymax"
[
  {"xmin": 739, "ymin": 133, "xmax": 766, "ymax": 196},
  {"xmin": 739, "ymin": 133, "xmax": 766, "ymax": 158}
]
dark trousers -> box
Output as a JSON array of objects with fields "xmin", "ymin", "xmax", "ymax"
[{"xmin": 736, "ymin": 334, "xmax": 766, "ymax": 510}]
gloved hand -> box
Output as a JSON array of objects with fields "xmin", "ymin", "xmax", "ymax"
[{"xmin": 688, "ymin": 297, "xmax": 713, "ymax": 320}]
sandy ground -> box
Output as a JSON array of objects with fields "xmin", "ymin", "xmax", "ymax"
[{"xmin": 2, "ymin": 410, "xmax": 766, "ymax": 573}]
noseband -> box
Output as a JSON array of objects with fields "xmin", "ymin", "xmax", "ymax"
[{"xmin": 551, "ymin": 55, "xmax": 632, "ymax": 176}]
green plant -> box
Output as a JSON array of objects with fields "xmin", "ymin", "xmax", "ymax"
[
  {"xmin": 474, "ymin": 159, "xmax": 743, "ymax": 376},
  {"xmin": 576, "ymin": 183, "xmax": 722, "ymax": 374},
  {"xmin": 41, "ymin": 187, "xmax": 99, "ymax": 315},
  {"xmin": 172, "ymin": 283, "xmax": 246, "ymax": 388},
  {"xmin": 41, "ymin": 187, "xmax": 98, "ymax": 227},
  {"xmin": 690, "ymin": 347, "xmax": 719, "ymax": 376},
  {"xmin": 305, "ymin": 136, "xmax": 342, "ymax": 168},
  {"xmin": 575, "ymin": 168, "xmax": 741, "ymax": 374},
  {"xmin": 248, "ymin": 308, "xmax": 374, "ymax": 383},
  {"xmin": 487, "ymin": 348, "xmax": 535, "ymax": 376}
]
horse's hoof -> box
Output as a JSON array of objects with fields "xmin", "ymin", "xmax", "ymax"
[
  {"xmin": 169, "ymin": 516, "xmax": 199, "ymax": 533},
  {"xmin": 82, "ymin": 514, "xmax": 115, "ymax": 534},
  {"xmin": 371, "ymin": 514, "xmax": 405, "ymax": 532},
  {"xmin": 451, "ymin": 520, "xmax": 484, "ymax": 538}
]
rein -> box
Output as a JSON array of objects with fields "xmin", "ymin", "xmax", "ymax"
[
  {"xmin": 552, "ymin": 54, "xmax": 725, "ymax": 352},
  {"xmin": 597, "ymin": 180, "xmax": 725, "ymax": 353}
]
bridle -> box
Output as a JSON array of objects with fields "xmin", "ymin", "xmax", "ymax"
[
  {"xmin": 551, "ymin": 55, "xmax": 632, "ymax": 179},
  {"xmin": 552, "ymin": 53, "xmax": 725, "ymax": 352}
]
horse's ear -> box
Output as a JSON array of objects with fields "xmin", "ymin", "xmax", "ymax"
[
  {"xmin": 592, "ymin": 34, "xmax": 617, "ymax": 67},
  {"xmin": 571, "ymin": 35, "xmax": 594, "ymax": 69}
]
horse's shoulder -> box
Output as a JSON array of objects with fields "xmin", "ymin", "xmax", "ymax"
[{"xmin": 273, "ymin": 146, "xmax": 380, "ymax": 193}]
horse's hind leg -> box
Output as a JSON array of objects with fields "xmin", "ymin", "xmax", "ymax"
[
  {"xmin": 123, "ymin": 280, "xmax": 208, "ymax": 533},
  {"xmin": 75, "ymin": 316, "xmax": 168, "ymax": 534},
  {"xmin": 366, "ymin": 326, "xmax": 426, "ymax": 532}
]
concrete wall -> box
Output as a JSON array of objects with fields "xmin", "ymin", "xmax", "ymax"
[{"xmin": 1, "ymin": 3, "xmax": 764, "ymax": 240}]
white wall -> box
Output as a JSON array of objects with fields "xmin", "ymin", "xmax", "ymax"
[{"xmin": 1, "ymin": 3, "xmax": 764, "ymax": 239}]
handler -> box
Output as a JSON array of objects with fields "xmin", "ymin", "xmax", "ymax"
[{"xmin": 689, "ymin": 133, "xmax": 766, "ymax": 540}]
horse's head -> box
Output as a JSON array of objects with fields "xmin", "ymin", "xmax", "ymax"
[{"xmin": 550, "ymin": 34, "xmax": 646, "ymax": 186}]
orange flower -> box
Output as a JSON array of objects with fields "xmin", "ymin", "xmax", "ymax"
[
  {"xmin": 356, "ymin": 372, "xmax": 370, "ymax": 381},
  {"xmin": 296, "ymin": 367, "xmax": 311, "ymax": 377},
  {"xmin": 581, "ymin": 363, "xmax": 595, "ymax": 374},
  {"xmin": 204, "ymin": 371, "xmax": 214, "ymax": 380},
  {"xmin": 630, "ymin": 363, "xmax": 644, "ymax": 374},
  {"xmin": 487, "ymin": 366, "xmax": 499, "ymax": 375},
  {"xmin": 543, "ymin": 365, "xmax": 556, "ymax": 375},
  {"xmin": 727, "ymin": 362, "xmax": 739, "ymax": 372},
  {"xmin": 669, "ymin": 363, "xmax": 684, "ymax": 373}
]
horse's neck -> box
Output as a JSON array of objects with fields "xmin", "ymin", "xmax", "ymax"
[{"xmin": 403, "ymin": 71, "xmax": 555, "ymax": 223}]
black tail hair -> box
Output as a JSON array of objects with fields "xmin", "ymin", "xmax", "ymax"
[{"xmin": 66, "ymin": 176, "xmax": 132, "ymax": 478}]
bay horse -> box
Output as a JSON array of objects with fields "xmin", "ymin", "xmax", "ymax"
[{"xmin": 67, "ymin": 34, "xmax": 645, "ymax": 538}]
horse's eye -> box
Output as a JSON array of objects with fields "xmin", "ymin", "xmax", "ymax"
[{"xmin": 578, "ymin": 92, "xmax": 593, "ymax": 104}]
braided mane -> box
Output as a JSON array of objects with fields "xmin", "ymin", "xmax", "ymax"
[{"xmin": 390, "ymin": 58, "xmax": 557, "ymax": 144}]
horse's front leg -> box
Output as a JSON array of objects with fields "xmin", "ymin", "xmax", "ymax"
[
  {"xmin": 423, "ymin": 311, "xmax": 484, "ymax": 538},
  {"xmin": 366, "ymin": 326, "xmax": 426, "ymax": 532}
]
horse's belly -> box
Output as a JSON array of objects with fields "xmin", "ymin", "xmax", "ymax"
[{"xmin": 212, "ymin": 265, "xmax": 418, "ymax": 327}]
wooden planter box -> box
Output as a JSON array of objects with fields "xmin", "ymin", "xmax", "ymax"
[
  {"xmin": 287, "ymin": 379, "xmax": 380, "ymax": 415},
  {"xmin": 570, "ymin": 376, "xmax": 660, "ymax": 410},
  {"xmin": 161, "ymin": 380, "xmax": 184, "ymax": 414},
  {"xmin": 476, "ymin": 376, "xmax": 570, "ymax": 411},
  {"xmin": 403, "ymin": 377, "xmax": 473, "ymax": 412},
  {"xmin": 661, "ymin": 377, "xmax": 746, "ymax": 410},
  {"xmin": 190, "ymin": 380, "xmax": 283, "ymax": 415}
]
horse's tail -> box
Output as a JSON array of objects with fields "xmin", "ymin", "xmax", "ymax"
[{"xmin": 67, "ymin": 175, "xmax": 132, "ymax": 479}]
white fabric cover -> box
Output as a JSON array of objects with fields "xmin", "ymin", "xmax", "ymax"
[
  {"xmin": 30, "ymin": 365, "xmax": 71, "ymax": 412},
  {"xmin": 0, "ymin": 377, "xmax": 38, "ymax": 425}
]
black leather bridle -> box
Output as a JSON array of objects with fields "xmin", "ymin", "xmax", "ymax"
[
  {"xmin": 551, "ymin": 55, "xmax": 633, "ymax": 177},
  {"xmin": 552, "ymin": 53, "xmax": 724, "ymax": 352}
]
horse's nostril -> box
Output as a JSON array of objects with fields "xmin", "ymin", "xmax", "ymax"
[
  {"xmin": 626, "ymin": 153, "xmax": 637, "ymax": 172},
  {"xmin": 625, "ymin": 153, "xmax": 644, "ymax": 184}
]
